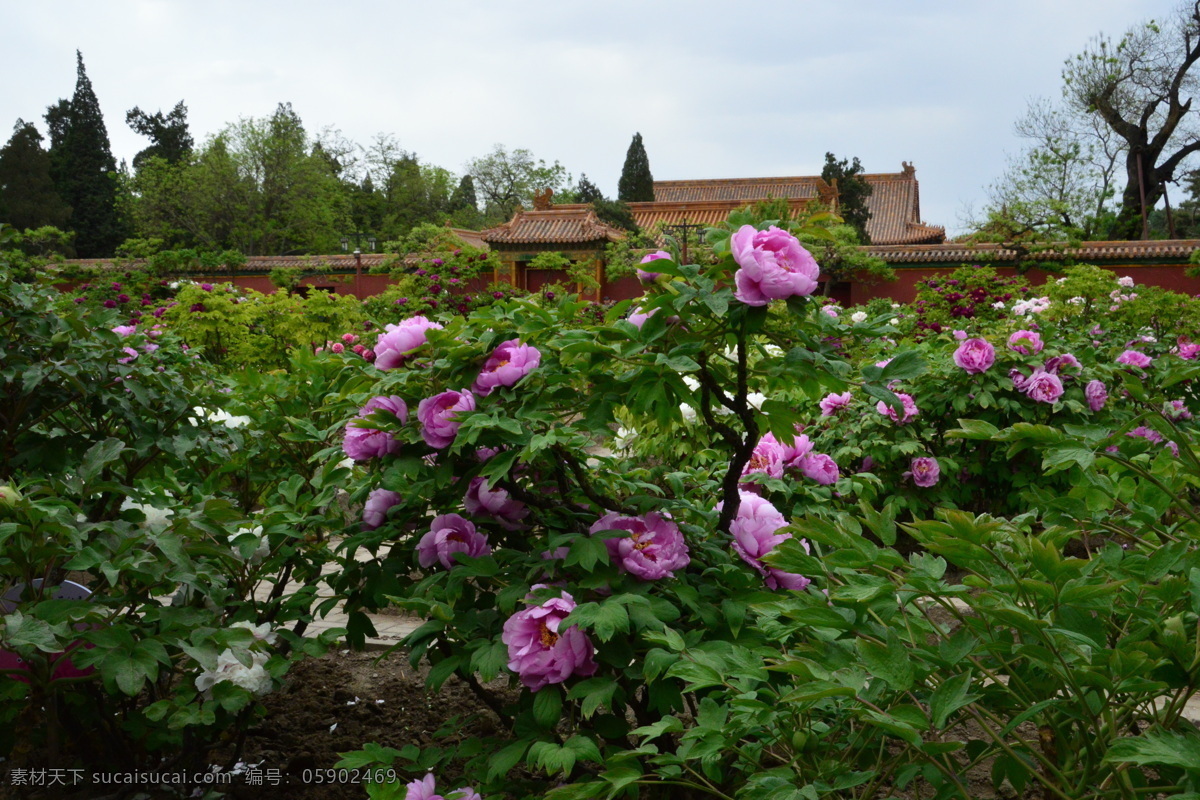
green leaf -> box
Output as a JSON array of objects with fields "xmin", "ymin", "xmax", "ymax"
[
  {"xmin": 80, "ymin": 438, "xmax": 126, "ymax": 483},
  {"xmin": 533, "ymin": 685, "xmax": 563, "ymax": 728},
  {"xmin": 565, "ymin": 536, "xmax": 610, "ymax": 573},
  {"xmin": 667, "ymin": 660, "xmax": 724, "ymax": 690},
  {"xmin": 947, "ymin": 418, "xmax": 1000, "ymax": 440},
  {"xmin": 929, "ymin": 672, "xmax": 977, "ymax": 729},
  {"xmin": 855, "ymin": 633, "xmax": 913, "ymax": 690},
  {"xmin": 487, "ymin": 739, "xmax": 530, "ymax": 781},
  {"xmin": 1105, "ymin": 731, "xmax": 1200, "ymax": 770}
]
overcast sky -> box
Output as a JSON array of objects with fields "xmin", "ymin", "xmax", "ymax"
[{"xmin": 0, "ymin": 0, "xmax": 1181, "ymax": 237}]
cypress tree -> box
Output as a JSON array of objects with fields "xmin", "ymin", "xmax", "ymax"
[
  {"xmin": 821, "ymin": 152, "xmax": 873, "ymax": 244},
  {"xmin": 617, "ymin": 133, "xmax": 655, "ymax": 202},
  {"xmin": 46, "ymin": 52, "xmax": 126, "ymax": 257},
  {"xmin": 576, "ymin": 173, "xmax": 604, "ymax": 203},
  {"xmin": 0, "ymin": 120, "xmax": 71, "ymax": 231},
  {"xmin": 126, "ymin": 101, "xmax": 194, "ymax": 170},
  {"xmin": 450, "ymin": 174, "xmax": 478, "ymax": 211}
]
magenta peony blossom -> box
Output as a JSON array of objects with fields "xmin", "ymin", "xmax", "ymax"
[
  {"xmin": 343, "ymin": 396, "xmax": 408, "ymax": 461},
  {"xmin": 1022, "ymin": 369, "xmax": 1064, "ymax": 404},
  {"xmin": 374, "ymin": 316, "xmax": 444, "ymax": 369},
  {"xmin": 1116, "ymin": 349, "xmax": 1153, "ymax": 369},
  {"xmin": 719, "ymin": 491, "xmax": 810, "ymax": 591},
  {"xmin": 730, "ymin": 225, "xmax": 820, "ymax": 306},
  {"xmin": 908, "ymin": 457, "xmax": 940, "ymax": 487},
  {"xmin": 1127, "ymin": 426, "xmax": 1164, "ymax": 444},
  {"xmin": 1085, "ymin": 380, "xmax": 1108, "ymax": 411},
  {"xmin": 953, "ymin": 338, "xmax": 995, "ymax": 374},
  {"xmin": 402, "ymin": 774, "xmax": 481, "ymax": 800},
  {"xmin": 741, "ymin": 436, "xmax": 787, "ymax": 481},
  {"xmin": 819, "ymin": 391, "xmax": 853, "ymax": 416},
  {"xmin": 637, "ymin": 250, "xmax": 671, "ymax": 282},
  {"xmin": 1164, "ymin": 400, "xmax": 1193, "ymax": 420},
  {"xmin": 591, "ymin": 512, "xmax": 690, "ymax": 581},
  {"xmin": 362, "ymin": 489, "xmax": 402, "ymax": 530},
  {"xmin": 417, "ymin": 513, "xmax": 491, "ymax": 570},
  {"xmin": 1044, "ymin": 353, "xmax": 1080, "ymax": 374},
  {"xmin": 464, "ymin": 477, "xmax": 528, "ymax": 529},
  {"xmin": 1007, "ymin": 330, "xmax": 1044, "ymax": 355},
  {"xmin": 330, "ymin": 342, "xmax": 345, "ymax": 354},
  {"xmin": 472, "ymin": 339, "xmax": 541, "ymax": 396},
  {"xmin": 1174, "ymin": 341, "xmax": 1200, "ymax": 360},
  {"xmin": 875, "ymin": 393, "xmax": 919, "ymax": 425},
  {"xmin": 417, "ymin": 390, "xmax": 475, "ymax": 448},
  {"xmin": 798, "ymin": 453, "xmax": 839, "ymax": 485},
  {"xmin": 502, "ymin": 590, "xmax": 597, "ymax": 691}
]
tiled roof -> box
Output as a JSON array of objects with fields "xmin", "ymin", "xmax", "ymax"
[
  {"xmin": 864, "ymin": 239, "xmax": 1200, "ymax": 264},
  {"xmin": 481, "ymin": 207, "xmax": 627, "ymax": 245},
  {"xmin": 641, "ymin": 167, "xmax": 945, "ymax": 246}
]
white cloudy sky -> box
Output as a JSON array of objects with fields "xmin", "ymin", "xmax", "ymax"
[{"xmin": 0, "ymin": 0, "xmax": 1180, "ymax": 236}]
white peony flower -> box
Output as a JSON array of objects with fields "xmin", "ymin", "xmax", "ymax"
[
  {"xmin": 682, "ymin": 376, "xmax": 701, "ymax": 392},
  {"xmin": 747, "ymin": 392, "xmax": 767, "ymax": 411},
  {"xmin": 762, "ymin": 344, "xmax": 783, "ymax": 358},
  {"xmin": 851, "ymin": 311, "xmax": 868, "ymax": 324},
  {"xmin": 195, "ymin": 649, "xmax": 272, "ymax": 697},
  {"xmin": 992, "ymin": 301, "xmax": 1006, "ymax": 310},
  {"xmin": 120, "ymin": 497, "xmax": 173, "ymax": 529},
  {"xmin": 888, "ymin": 318, "xmax": 900, "ymax": 326},
  {"xmin": 1118, "ymin": 275, "xmax": 1135, "ymax": 288},
  {"xmin": 1068, "ymin": 296, "xmax": 1085, "ymax": 305},
  {"xmin": 679, "ymin": 403, "xmax": 697, "ymax": 423},
  {"xmin": 614, "ymin": 427, "xmax": 636, "ymax": 451},
  {"xmin": 228, "ymin": 526, "xmax": 270, "ymax": 564}
]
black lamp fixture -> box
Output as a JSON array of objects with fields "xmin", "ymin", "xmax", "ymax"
[{"xmin": 340, "ymin": 232, "xmax": 377, "ymax": 253}]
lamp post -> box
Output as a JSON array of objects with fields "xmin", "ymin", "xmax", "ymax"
[
  {"xmin": 663, "ymin": 222, "xmax": 706, "ymax": 265},
  {"xmin": 341, "ymin": 232, "xmax": 377, "ymax": 297}
]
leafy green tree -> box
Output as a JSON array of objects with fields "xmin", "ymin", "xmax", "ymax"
[
  {"xmin": 576, "ymin": 173, "xmax": 604, "ymax": 203},
  {"xmin": 466, "ymin": 144, "xmax": 570, "ymax": 223},
  {"xmin": 0, "ymin": 120, "xmax": 71, "ymax": 231},
  {"xmin": 821, "ymin": 152, "xmax": 873, "ymax": 243},
  {"xmin": 1062, "ymin": 1, "xmax": 1200, "ymax": 239},
  {"xmin": 126, "ymin": 101, "xmax": 193, "ymax": 170},
  {"xmin": 617, "ymin": 132, "xmax": 654, "ymax": 202},
  {"xmin": 450, "ymin": 174, "xmax": 478, "ymax": 211},
  {"xmin": 45, "ymin": 51, "xmax": 127, "ymax": 257}
]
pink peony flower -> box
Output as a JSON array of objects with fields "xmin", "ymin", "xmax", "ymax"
[
  {"xmin": 1116, "ymin": 349, "xmax": 1153, "ymax": 369},
  {"xmin": 741, "ymin": 436, "xmax": 787, "ymax": 481},
  {"xmin": 637, "ymin": 250, "xmax": 671, "ymax": 282},
  {"xmin": 374, "ymin": 316, "xmax": 444, "ymax": 369},
  {"xmin": 472, "ymin": 339, "xmax": 541, "ymax": 396},
  {"xmin": 953, "ymin": 338, "xmax": 995, "ymax": 374},
  {"xmin": 1127, "ymin": 426, "xmax": 1164, "ymax": 444},
  {"xmin": 1164, "ymin": 400, "xmax": 1192, "ymax": 421},
  {"xmin": 343, "ymin": 396, "xmax": 408, "ymax": 461},
  {"xmin": 908, "ymin": 457, "xmax": 940, "ymax": 488},
  {"xmin": 112, "ymin": 324, "xmax": 137, "ymax": 337},
  {"xmin": 798, "ymin": 453, "xmax": 839, "ymax": 485},
  {"xmin": 819, "ymin": 391, "xmax": 853, "ymax": 416},
  {"xmin": 1085, "ymin": 380, "xmax": 1107, "ymax": 411},
  {"xmin": 591, "ymin": 512, "xmax": 690, "ymax": 580},
  {"xmin": 730, "ymin": 225, "xmax": 820, "ymax": 306},
  {"xmin": 1022, "ymin": 369, "xmax": 1064, "ymax": 404},
  {"xmin": 1043, "ymin": 353, "xmax": 1080, "ymax": 374},
  {"xmin": 627, "ymin": 306, "xmax": 658, "ymax": 329},
  {"xmin": 1174, "ymin": 341, "xmax": 1200, "ymax": 360},
  {"xmin": 402, "ymin": 774, "xmax": 481, "ymax": 800},
  {"xmin": 953, "ymin": 330, "xmax": 968, "ymax": 340},
  {"xmin": 362, "ymin": 489, "xmax": 402, "ymax": 530},
  {"xmin": 1007, "ymin": 330, "xmax": 1044, "ymax": 355},
  {"xmin": 330, "ymin": 342, "xmax": 345, "ymax": 354},
  {"xmin": 875, "ymin": 393, "xmax": 919, "ymax": 425},
  {"xmin": 464, "ymin": 477, "xmax": 528, "ymax": 529},
  {"xmin": 719, "ymin": 491, "xmax": 810, "ymax": 591},
  {"xmin": 417, "ymin": 390, "xmax": 475, "ymax": 448},
  {"xmin": 341, "ymin": 333, "xmax": 358, "ymax": 344},
  {"xmin": 417, "ymin": 513, "xmax": 491, "ymax": 570},
  {"xmin": 502, "ymin": 590, "xmax": 597, "ymax": 691}
]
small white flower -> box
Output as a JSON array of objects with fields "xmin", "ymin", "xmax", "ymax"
[
  {"xmin": 762, "ymin": 344, "xmax": 783, "ymax": 358},
  {"xmin": 891, "ymin": 303, "xmax": 901, "ymax": 309},
  {"xmin": 120, "ymin": 498, "xmax": 173, "ymax": 529},
  {"xmin": 195, "ymin": 649, "xmax": 272, "ymax": 697},
  {"xmin": 1056, "ymin": 277, "xmax": 1067, "ymax": 284},
  {"xmin": 614, "ymin": 427, "xmax": 636, "ymax": 451},
  {"xmin": 1068, "ymin": 296, "xmax": 1084, "ymax": 305},
  {"xmin": 228, "ymin": 527, "xmax": 270, "ymax": 564},
  {"xmin": 992, "ymin": 301, "xmax": 1006, "ymax": 310},
  {"xmin": 679, "ymin": 403, "xmax": 696, "ymax": 423},
  {"xmin": 747, "ymin": 392, "xmax": 767, "ymax": 411},
  {"xmin": 851, "ymin": 311, "xmax": 868, "ymax": 324},
  {"xmin": 888, "ymin": 318, "xmax": 900, "ymax": 326},
  {"xmin": 1118, "ymin": 275, "xmax": 1135, "ymax": 288}
]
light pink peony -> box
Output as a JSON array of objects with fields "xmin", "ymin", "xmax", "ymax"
[
  {"xmin": 1116, "ymin": 349, "xmax": 1153, "ymax": 369},
  {"xmin": 112, "ymin": 324, "xmax": 137, "ymax": 337},
  {"xmin": 730, "ymin": 225, "xmax": 820, "ymax": 306},
  {"xmin": 1164, "ymin": 400, "xmax": 1193, "ymax": 421},
  {"xmin": 472, "ymin": 339, "xmax": 541, "ymax": 396},
  {"xmin": 417, "ymin": 513, "xmax": 491, "ymax": 570},
  {"xmin": 1007, "ymin": 330, "xmax": 1044, "ymax": 355},
  {"xmin": 798, "ymin": 453, "xmax": 839, "ymax": 485},
  {"xmin": 875, "ymin": 393, "xmax": 919, "ymax": 425},
  {"xmin": 402, "ymin": 774, "xmax": 481, "ymax": 800},
  {"xmin": 1127, "ymin": 426, "xmax": 1164, "ymax": 444},
  {"xmin": 1085, "ymin": 380, "xmax": 1107, "ymax": 411},
  {"xmin": 819, "ymin": 392, "xmax": 853, "ymax": 416},
  {"xmin": 953, "ymin": 338, "xmax": 995, "ymax": 374},
  {"xmin": 636, "ymin": 250, "xmax": 671, "ymax": 282},
  {"xmin": 1022, "ymin": 369, "xmax": 1064, "ymax": 404},
  {"xmin": 502, "ymin": 590, "xmax": 597, "ymax": 691},
  {"xmin": 908, "ymin": 457, "xmax": 940, "ymax": 488},
  {"xmin": 719, "ymin": 491, "xmax": 810, "ymax": 591},
  {"xmin": 362, "ymin": 489, "xmax": 402, "ymax": 530},
  {"xmin": 417, "ymin": 390, "xmax": 475, "ymax": 448},
  {"xmin": 343, "ymin": 396, "xmax": 408, "ymax": 461},
  {"xmin": 627, "ymin": 306, "xmax": 657, "ymax": 329},
  {"xmin": 1043, "ymin": 353, "xmax": 1080, "ymax": 374},
  {"xmin": 374, "ymin": 316, "xmax": 443, "ymax": 369},
  {"xmin": 591, "ymin": 511, "xmax": 690, "ymax": 581},
  {"xmin": 741, "ymin": 436, "xmax": 787, "ymax": 481},
  {"xmin": 464, "ymin": 477, "xmax": 528, "ymax": 529}
]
